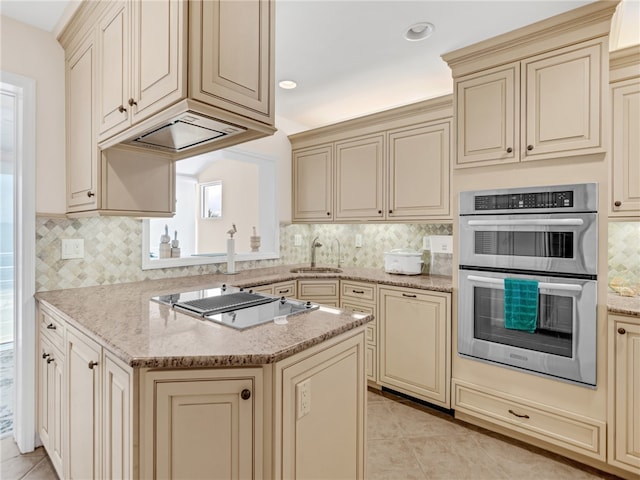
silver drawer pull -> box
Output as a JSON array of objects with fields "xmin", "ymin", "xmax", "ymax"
[{"xmin": 508, "ymin": 409, "xmax": 530, "ymax": 419}]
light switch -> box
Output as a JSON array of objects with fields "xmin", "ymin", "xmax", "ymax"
[
  {"xmin": 294, "ymin": 234, "xmax": 302, "ymax": 246},
  {"xmin": 61, "ymin": 238, "xmax": 84, "ymax": 259},
  {"xmin": 355, "ymin": 234, "xmax": 363, "ymax": 248}
]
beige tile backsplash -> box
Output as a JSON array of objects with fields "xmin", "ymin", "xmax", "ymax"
[{"xmin": 36, "ymin": 215, "xmax": 638, "ymax": 293}]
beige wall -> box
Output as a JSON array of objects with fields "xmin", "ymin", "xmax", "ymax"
[
  {"xmin": 1, "ymin": 15, "xmax": 66, "ymax": 214},
  {"xmin": 197, "ymin": 159, "xmax": 259, "ymax": 253}
]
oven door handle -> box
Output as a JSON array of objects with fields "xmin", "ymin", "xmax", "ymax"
[
  {"xmin": 467, "ymin": 219, "xmax": 584, "ymax": 227},
  {"xmin": 466, "ymin": 275, "xmax": 583, "ymax": 292}
]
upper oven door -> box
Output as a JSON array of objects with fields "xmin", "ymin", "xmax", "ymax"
[{"xmin": 459, "ymin": 212, "xmax": 597, "ymax": 276}]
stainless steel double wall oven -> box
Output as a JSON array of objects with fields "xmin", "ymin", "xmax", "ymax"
[{"xmin": 458, "ymin": 183, "xmax": 598, "ymax": 386}]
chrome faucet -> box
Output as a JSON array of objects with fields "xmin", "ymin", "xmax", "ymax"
[
  {"xmin": 331, "ymin": 238, "xmax": 341, "ymax": 268},
  {"xmin": 310, "ymin": 236, "xmax": 322, "ymax": 267}
]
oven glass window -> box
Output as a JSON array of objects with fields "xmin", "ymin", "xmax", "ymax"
[
  {"xmin": 474, "ymin": 231, "xmax": 574, "ymax": 259},
  {"xmin": 473, "ymin": 287, "xmax": 573, "ymax": 357}
]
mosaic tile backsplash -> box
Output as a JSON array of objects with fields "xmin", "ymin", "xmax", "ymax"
[
  {"xmin": 35, "ymin": 216, "xmax": 638, "ymax": 293},
  {"xmin": 35, "ymin": 216, "xmax": 453, "ymax": 291}
]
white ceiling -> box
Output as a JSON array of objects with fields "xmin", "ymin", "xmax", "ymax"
[{"xmin": 2, "ymin": 0, "xmax": 638, "ymax": 135}]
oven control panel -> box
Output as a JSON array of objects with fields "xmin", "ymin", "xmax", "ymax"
[{"xmin": 474, "ymin": 190, "xmax": 574, "ymax": 211}]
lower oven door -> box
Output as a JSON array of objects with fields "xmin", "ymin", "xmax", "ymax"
[{"xmin": 458, "ymin": 269, "xmax": 597, "ymax": 386}]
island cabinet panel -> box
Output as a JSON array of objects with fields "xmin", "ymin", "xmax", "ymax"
[
  {"xmin": 292, "ymin": 145, "xmax": 334, "ymax": 222},
  {"xmin": 276, "ymin": 330, "xmax": 366, "ymax": 479},
  {"xmin": 335, "ymin": 134, "xmax": 385, "ymax": 220},
  {"xmin": 608, "ymin": 314, "xmax": 640, "ymax": 475},
  {"xmin": 378, "ymin": 287, "xmax": 451, "ymax": 408},
  {"xmin": 141, "ymin": 368, "xmax": 264, "ymax": 480},
  {"xmin": 66, "ymin": 326, "xmax": 102, "ymax": 480}
]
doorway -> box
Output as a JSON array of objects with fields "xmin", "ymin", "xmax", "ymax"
[{"xmin": 0, "ymin": 73, "xmax": 36, "ymax": 453}]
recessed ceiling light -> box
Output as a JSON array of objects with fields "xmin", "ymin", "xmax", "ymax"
[
  {"xmin": 404, "ymin": 22, "xmax": 434, "ymax": 42},
  {"xmin": 278, "ymin": 80, "xmax": 298, "ymax": 90}
]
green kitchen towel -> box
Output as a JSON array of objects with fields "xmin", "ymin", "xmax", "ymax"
[{"xmin": 504, "ymin": 278, "xmax": 539, "ymax": 333}]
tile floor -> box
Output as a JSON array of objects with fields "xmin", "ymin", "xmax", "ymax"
[
  {"xmin": 367, "ymin": 389, "xmax": 621, "ymax": 480},
  {"xmin": 0, "ymin": 388, "xmax": 623, "ymax": 480}
]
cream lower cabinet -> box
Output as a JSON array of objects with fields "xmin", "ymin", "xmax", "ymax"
[
  {"xmin": 141, "ymin": 368, "xmax": 263, "ymax": 479},
  {"xmin": 37, "ymin": 304, "xmax": 133, "ymax": 480},
  {"xmin": 608, "ymin": 313, "xmax": 640, "ymax": 476},
  {"xmin": 339, "ymin": 281, "xmax": 378, "ymax": 384},
  {"xmin": 297, "ymin": 279, "xmax": 340, "ymax": 307},
  {"xmin": 38, "ymin": 333, "xmax": 65, "ymax": 478},
  {"xmin": 378, "ymin": 287, "xmax": 451, "ymax": 408}
]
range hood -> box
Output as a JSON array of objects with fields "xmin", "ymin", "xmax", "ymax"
[
  {"xmin": 125, "ymin": 111, "xmax": 246, "ymax": 153},
  {"xmin": 99, "ymin": 99, "xmax": 276, "ymax": 159}
]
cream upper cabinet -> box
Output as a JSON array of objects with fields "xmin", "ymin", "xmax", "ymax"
[
  {"xmin": 335, "ymin": 134, "xmax": 385, "ymax": 220},
  {"xmin": 608, "ymin": 314, "xmax": 640, "ymax": 475},
  {"xmin": 189, "ymin": 0, "xmax": 273, "ymax": 125},
  {"xmin": 453, "ymin": 40, "xmax": 603, "ymax": 168},
  {"xmin": 290, "ymin": 96, "xmax": 453, "ymax": 223},
  {"xmin": 378, "ymin": 286, "xmax": 451, "ymax": 408},
  {"xmin": 456, "ymin": 64, "xmax": 518, "ymax": 166},
  {"xmin": 443, "ymin": 2, "xmax": 617, "ymax": 169},
  {"xmin": 67, "ymin": 31, "xmax": 99, "ymax": 211},
  {"xmin": 292, "ymin": 144, "xmax": 334, "ymax": 222},
  {"xmin": 522, "ymin": 42, "xmax": 602, "ymax": 160},
  {"xmin": 388, "ymin": 121, "xmax": 451, "ymax": 219},
  {"xmin": 97, "ymin": 0, "xmax": 185, "ymax": 141},
  {"xmin": 610, "ymin": 46, "xmax": 640, "ymax": 218}
]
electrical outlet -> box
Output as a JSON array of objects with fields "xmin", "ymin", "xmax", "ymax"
[
  {"xmin": 355, "ymin": 234, "xmax": 363, "ymax": 248},
  {"xmin": 422, "ymin": 236, "xmax": 430, "ymax": 251},
  {"xmin": 294, "ymin": 234, "xmax": 302, "ymax": 246},
  {"xmin": 296, "ymin": 379, "xmax": 311, "ymax": 419},
  {"xmin": 61, "ymin": 238, "xmax": 84, "ymax": 259},
  {"xmin": 429, "ymin": 235, "xmax": 453, "ymax": 254}
]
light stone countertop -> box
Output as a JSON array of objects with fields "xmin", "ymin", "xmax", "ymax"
[
  {"xmin": 34, "ymin": 265, "xmax": 453, "ymax": 369},
  {"xmin": 607, "ymin": 291, "xmax": 640, "ymax": 317}
]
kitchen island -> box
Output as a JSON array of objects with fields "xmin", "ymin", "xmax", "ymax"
[{"xmin": 35, "ymin": 266, "xmax": 403, "ymax": 479}]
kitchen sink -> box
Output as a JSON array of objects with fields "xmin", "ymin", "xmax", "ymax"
[{"xmin": 290, "ymin": 267, "xmax": 343, "ymax": 274}]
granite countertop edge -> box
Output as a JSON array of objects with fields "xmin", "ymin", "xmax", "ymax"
[{"xmin": 607, "ymin": 291, "xmax": 640, "ymax": 317}]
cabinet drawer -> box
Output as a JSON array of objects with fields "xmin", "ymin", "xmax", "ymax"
[
  {"xmin": 340, "ymin": 301, "xmax": 376, "ymax": 327},
  {"xmin": 40, "ymin": 308, "xmax": 65, "ymax": 349},
  {"xmin": 341, "ymin": 281, "xmax": 376, "ymax": 303},
  {"xmin": 272, "ymin": 281, "xmax": 297, "ymax": 298},
  {"xmin": 298, "ymin": 280, "xmax": 338, "ymax": 298},
  {"xmin": 250, "ymin": 285, "xmax": 274, "ymax": 294},
  {"xmin": 453, "ymin": 380, "xmax": 605, "ymax": 460}
]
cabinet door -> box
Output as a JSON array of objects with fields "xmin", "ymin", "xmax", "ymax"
[
  {"xmin": 523, "ymin": 42, "xmax": 602, "ymax": 160},
  {"xmin": 189, "ymin": 0, "xmax": 273, "ymax": 124},
  {"xmin": 335, "ymin": 134, "xmax": 384, "ymax": 220},
  {"xmin": 39, "ymin": 336, "xmax": 64, "ymax": 478},
  {"xmin": 131, "ymin": 0, "xmax": 185, "ymax": 124},
  {"xmin": 611, "ymin": 79, "xmax": 640, "ymax": 217},
  {"xmin": 455, "ymin": 64, "xmax": 518, "ymax": 167},
  {"xmin": 97, "ymin": 0, "xmax": 130, "ymax": 139},
  {"xmin": 103, "ymin": 352, "xmax": 132, "ymax": 480},
  {"xmin": 292, "ymin": 145, "xmax": 333, "ymax": 221},
  {"xmin": 66, "ymin": 328, "xmax": 101, "ymax": 480},
  {"xmin": 67, "ymin": 32, "xmax": 98, "ymax": 211},
  {"xmin": 611, "ymin": 318, "xmax": 640, "ymax": 472},
  {"xmin": 379, "ymin": 287, "xmax": 451, "ymax": 407},
  {"xmin": 388, "ymin": 121, "xmax": 451, "ymax": 219},
  {"xmin": 147, "ymin": 372, "xmax": 260, "ymax": 480}
]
